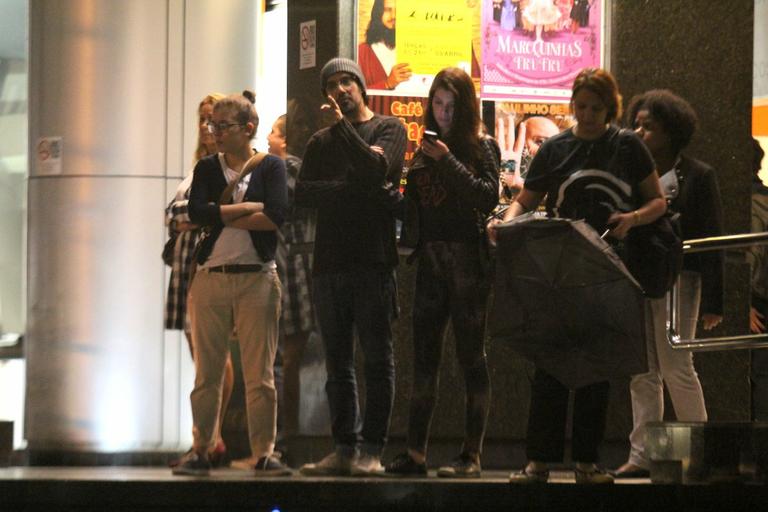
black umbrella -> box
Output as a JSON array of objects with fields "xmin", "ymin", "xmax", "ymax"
[{"xmin": 488, "ymin": 215, "xmax": 647, "ymax": 388}]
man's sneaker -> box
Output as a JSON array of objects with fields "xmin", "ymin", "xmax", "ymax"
[
  {"xmin": 171, "ymin": 450, "xmax": 211, "ymax": 476},
  {"xmin": 509, "ymin": 466, "xmax": 549, "ymax": 484},
  {"xmin": 384, "ymin": 452, "xmax": 428, "ymax": 477},
  {"xmin": 351, "ymin": 453, "xmax": 384, "ymax": 476},
  {"xmin": 574, "ymin": 466, "xmax": 614, "ymax": 484},
  {"xmin": 253, "ymin": 455, "xmax": 292, "ymax": 477},
  {"xmin": 436, "ymin": 452, "xmax": 481, "ymax": 478},
  {"xmin": 299, "ymin": 451, "xmax": 354, "ymax": 476}
]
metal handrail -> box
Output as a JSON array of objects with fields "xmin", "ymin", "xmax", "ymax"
[{"xmin": 668, "ymin": 232, "xmax": 768, "ymax": 351}]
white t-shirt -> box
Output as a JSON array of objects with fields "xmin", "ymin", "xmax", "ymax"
[{"xmin": 199, "ymin": 153, "xmax": 268, "ymax": 269}]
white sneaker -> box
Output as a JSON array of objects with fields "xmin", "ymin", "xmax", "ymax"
[
  {"xmin": 299, "ymin": 451, "xmax": 354, "ymax": 476},
  {"xmin": 351, "ymin": 453, "xmax": 384, "ymax": 476}
]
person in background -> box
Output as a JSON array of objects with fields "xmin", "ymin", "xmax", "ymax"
[
  {"xmin": 173, "ymin": 92, "xmax": 290, "ymax": 477},
  {"xmin": 267, "ymin": 114, "xmax": 317, "ymax": 442},
  {"xmin": 165, "ymin": 92, "xmax": 233, "ymax": 468},
  {"xmin": 357, "ymin": 0, "xmax": 412, "ymax": 91},
  {"xmin": 614, "ymin": 90, "xmax": 722, "ymax": 479},
  {"xmin": 383, "ymin": 67, "xmax": 499, "ymax": 478},
  {"xmin": 297, "ymin": 58, "xmax": 406, "ymax": 476},
  {"xmin": 490, "ymin": 68, "xmax": 666, "ymax": 485},
  {"xmin": 748, "ymin": 138, "xmax": 768, "ymax": 421}
]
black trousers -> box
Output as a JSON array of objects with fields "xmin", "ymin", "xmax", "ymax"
[
  {"xmin": 407, "ymin": 241, "xmax": 491, "ymax": 456},
  {"xmin": 526, "ymin": 369, "xmax": 610, "ymax": 463}
]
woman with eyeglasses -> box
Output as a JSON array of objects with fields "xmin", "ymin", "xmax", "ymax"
[
  {"xmin": 613, "ymin": 90, "xmax": 722, "ymax": 479},
  {"xmin": 165, "ymin": 92, "xmax": 233, "ymax": 468},
  {"xmin": 172, "ymin": 91, "xmax": 290, "ymax": 477},
  {"xmin": 384, "ymin": 67, "xmax": 499, "ymax": 478},
  {"xmin": 490, "ymin": 68, "xmax": 667, "ymax": 484}
]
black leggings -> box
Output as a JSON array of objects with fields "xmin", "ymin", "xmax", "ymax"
[{"xmin": 407, "ymin": 241, "xmax": 491, "ymax": 456}]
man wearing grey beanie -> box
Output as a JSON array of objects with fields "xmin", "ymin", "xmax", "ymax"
[{"xmin": 297, "ymin": 57, "xmax": 407, "ymax": 476}]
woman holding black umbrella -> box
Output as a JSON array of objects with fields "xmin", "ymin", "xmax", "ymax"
[{"xmin": 489, "ymin": 67, "xmax": 666, "ymax": 484}]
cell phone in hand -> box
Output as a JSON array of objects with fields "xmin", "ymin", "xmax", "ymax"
[{"xmin": 423, "ymin": 130, "xmax": 438, "ymax": 143}]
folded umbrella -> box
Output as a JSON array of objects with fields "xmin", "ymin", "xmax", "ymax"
[{"xmin": 489, "ymin": 215, "xmax": 647, "ymax": 388}]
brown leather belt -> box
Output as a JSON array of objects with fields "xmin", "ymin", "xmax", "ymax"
[{"xmin": 206, "ymin": 264, "xmax": 263, "ymax": 274}]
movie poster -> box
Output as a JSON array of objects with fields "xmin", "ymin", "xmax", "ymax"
[
  {"xmin": 481, "ymin": 0, "xmax": 603, "ymax": 101},
  {"xmin": 357, "ymin": 0, "xmax": 479, "ymax": 96},
  {"xmin": 488, "ymin": 100, "xmax": 574, "ymax": 204}
]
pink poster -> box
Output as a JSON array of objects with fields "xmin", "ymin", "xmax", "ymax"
[{"xmin": 481, "ymin": 0, "xmax": 603, "ymax": 102}]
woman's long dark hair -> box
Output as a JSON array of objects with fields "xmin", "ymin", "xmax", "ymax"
[
  {"xmin": 425, "ymin": 67, "xmax": 482, "ymax": 165},
  {"xmin": 365, "ymin": 0, "xmax": 396, "ymax": 48}
]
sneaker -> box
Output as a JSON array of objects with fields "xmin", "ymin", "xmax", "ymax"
[
  {"xmin": 168, "ymin": 447, "xmax": 194, "ymax": 468},
  {"xmin": 171, "ymin": 450, "xmax": 211, "ymax": 476},
  {"xmin": 299, "ymin": 451, "xmax": 355, "ymax": 476},
  {"xmin": 254, "ymin": 455, "xmax": 292, "ymax": 477},
  {"xmin": 436, "ymin": 452, "xmax": 481, "ymax": 478},
  {"xmin": 574, "ymin": 466, "xmax": 614, "ymax": 484},
  {"xmin": 385, "ymin": 452, "xmax": 427, "ymax": 477},
  {"xmin": 170, "ymin": 442, "xmax": 227, "ymax": 469},
  {"xmin": 509, "ymin": 466, "xmax": 549, "ymax": 484},
  {"xmin": 351, "ymin": 453, "xmax": 385, "ymax": 476}
]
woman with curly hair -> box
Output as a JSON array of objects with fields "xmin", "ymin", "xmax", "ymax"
[{"xmin": 613, "ymin": 89, "xmax": 723, "ymax": 479}]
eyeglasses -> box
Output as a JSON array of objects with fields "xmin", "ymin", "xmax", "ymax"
[
  {"xmin": 325, "ymin": 75, "xmax": 355, "ymax": 92},
  {"xmin": 206, "ymin": 121, "xmax": 245, "ymax": 134}
]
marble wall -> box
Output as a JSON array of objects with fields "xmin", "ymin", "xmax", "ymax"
[{"xmin": 281, "ymin": 1, "xmax": 756, "ymax": 459}]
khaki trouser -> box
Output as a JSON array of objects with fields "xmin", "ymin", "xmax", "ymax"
[
  {"xmin": 628, "ymin": 271, "xmax": 707, "ymax": 468},
  {"xmin": 188, "ymin": 268, "xmax": 281, "ymax": 459}
]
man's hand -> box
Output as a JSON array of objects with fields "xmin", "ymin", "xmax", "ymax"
[{"xmin": 321, "ymin": 95, "xmax": 343, "ymax": 122}]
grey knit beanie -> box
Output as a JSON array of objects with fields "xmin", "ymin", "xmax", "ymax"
[{"xmin": 320, "ymin": 57, "xmax": 367, "ymax": 94}]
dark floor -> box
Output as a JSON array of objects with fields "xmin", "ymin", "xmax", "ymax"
[{"xmin": 1, "ymin": 466, "xmax": 768, "ymax": 512}]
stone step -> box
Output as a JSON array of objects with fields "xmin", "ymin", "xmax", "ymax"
[{"xmin": 646, "ymin": 421, "xmax": 768, "ymax": 484}]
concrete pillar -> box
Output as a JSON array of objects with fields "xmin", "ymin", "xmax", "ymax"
[{"xmin": 26, "ymin": 0, "xmax": 258, "ymax": 452}]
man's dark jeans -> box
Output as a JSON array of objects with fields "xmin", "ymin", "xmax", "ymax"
[{"xmin": 313, "ymin": 268, "xmax": 397, "ymax": 456}]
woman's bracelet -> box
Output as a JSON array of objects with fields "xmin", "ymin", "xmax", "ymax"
[{"xmin": 633, "ymin": 210, "xmax": 641, "ymax": 225}]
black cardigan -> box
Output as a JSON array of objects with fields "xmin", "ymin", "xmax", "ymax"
[
  {"xmin": 188, "ymin": 152, "xmax": 288, "ymax": 264},
  {"xmin": 670, "ymin": 154, "xmax": 724, "ymax": 316}
]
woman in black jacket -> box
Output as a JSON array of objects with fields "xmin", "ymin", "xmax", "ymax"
[
  {"xmin": 614, "ymin": 90, "xmax": 723, "ymax": 479},
  {"xmin": 385, "ymin": 67, "xmax": 500, "ymax": 478}
]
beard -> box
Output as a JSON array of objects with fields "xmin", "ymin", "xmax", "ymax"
[{"xmin": 382, "ymin": 26, "xmax": 395, "ymax": 48}]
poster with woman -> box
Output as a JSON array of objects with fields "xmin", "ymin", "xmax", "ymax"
[{"xmin": 481, "ymin": 0, "xmax": 603, "ymax": 102}]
